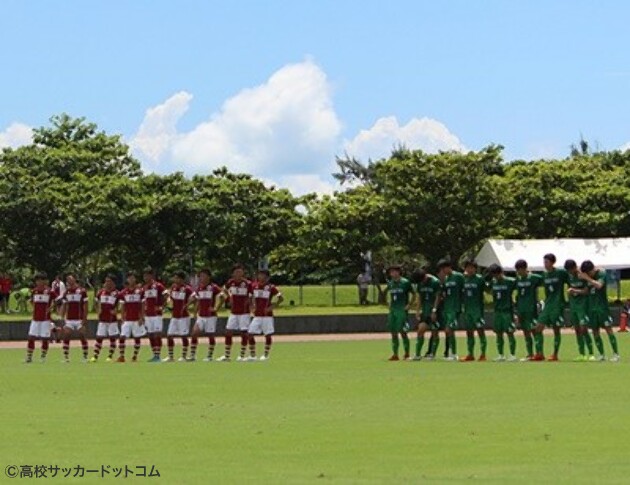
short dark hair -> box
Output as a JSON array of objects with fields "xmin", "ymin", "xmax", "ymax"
[
  {"xmin": 65, "ymin": 272, "xmax": 76, "ymax": 279},
  {"xmin": 257, "ymin": 269, "xmax": 270, "ymax": 277},
  {"xmin": 126, "ymin": 271, "xmax": 137, "ymax": 279},
  {"xmin": 388, "ymin": 264, "xmax": 402, "ymax": 272},
  {"xmin": 580, "ymin": 260, "xmax": 595, "ymax": 273},
  {"xmin": 543, "ymin": 253, "xmax": 556, "ymax": 264},
  {"xmin": 463, "ymin": 259, "xmax": 478, "ymax": 269},
  {"xmin": 488, "ymin": 263, "xmax": 503, "ymax": 275},
  {"xmin": 232, "ymin": 263, "xmax": 245, "ymax": 272},
  {"xmin": 173, "ymin": 270, "xmax": 187, "ymax": 279},
  {"xmin": 143, "ymin": 266, "xmax": 155, "ymax": 276},
  {"xmin": 564, "ymin": 259, "xmax": 577, "ymax": 271},
  {"xmin": 515, "ymin": 259, "xmax": 528, "ymax": 270},
  {"xmin": 34, "ymin": 272, "xmax": 48, "ymax": 281},
  {"xmin": 198, "ymin": 268, "xmax": 212, "ymax": 277},
  {"xmin": 411, "ymin": 269, "xmax": 426, "ymax": 283},
  {"xmin": 105, "ymin": 273, "xmax": 117, "ymax": 282},
  {"xmin": 436, "ymin": 259, "xmax": 452, "ymax": 270}
]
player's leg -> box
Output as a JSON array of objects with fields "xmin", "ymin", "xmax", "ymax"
[
  {"xmin": 571, "ymin": 314, "xmax": 585, "ymax": 361},
  {"xmin": 25, "ymin": 321, "xmax": 40, "ymax": 363},
  {"xmin": 163, "ymin": 318, "xmax": 177, "ymax": 362},
  {"xmin": 202, "ymin": 317, "xmax": 218, "ymax": 362},
  {"xmin": 386, "ymin": 312, "xmax": 400, "ymax": 360},
  {"xmin": 494, "ymin": 314, "xmax": 505, "ymax": 360},
  {"xmin": 92, "ymin": 323, "xmax": 106, "ymax": 362},
  {"xmin": 414, "ymin": 321, "xmax": 428, "ymax": 359},
  {"xmin": 463, "ymin": 314, "xmax": 475, "ymax": 360},
  {"xmin": 190, "ymin": 321, "xmax": 201, "ymax": 360},
  {"xmin": 507, "ymin": 330, "xmax": 517, "ymax": 361},
  {"xmin": 263, "ymin": 334, "xmax": 273, "ymax": 360},
  {"xmin": 400, "ymin": 315, "xmax": 410, "ymax": 359},
  {"xmin": 61, "ymin": 324, "xmax": 72, "ymax": 363},
  {"xmin": 532, "ymin": 319, "xmax": 546, "ymax": 360},
  {"xmin": 582, "ymin": 323, "xmax": 594, "ymax": 357},
  {"xmin": 78, "ymin": 325, "xmax": 89, "ymax": 361},
  {"xmin": 219, "ymin": 315, "xmax": 238, "ymax": 361},
  {"xmin": 476, "ymin": 327, "xmax": 488, "ymax": 361},
  {"xmin": 549, "ymin": 313, "xmax": 562, "ymax": 360},
  {"xmin": 602, "ymin": 317, "xmax": 619, "ymax": 361},
  {"xmin": 237, "ymin": 315, "xmax": 251, "ymax": 361},
  {"xmin": 118, "ymin": 322, "xmax": 131, "ymax": 362}
]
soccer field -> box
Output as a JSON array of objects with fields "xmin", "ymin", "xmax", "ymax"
[{"xmin": 2, "ymin": 336, "xmax": 630, "ymax": 484}]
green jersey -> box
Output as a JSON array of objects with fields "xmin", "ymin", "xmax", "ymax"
[
  {"xmin": 387, "ymin": 278, "xmax": 414, "ymax": 311},
  {"xmin": 587, "ymin": 270, "xmax": 609, "ymax": 314},
  {"xmin": 463, "ymin": 274, "xmax": 485, "ymax": 316},
  {"xmin": 542, "ymin": 268, "xmax": 569, "ymax": 310},
  {"xmin": 515, "ymin": 273, "xmax": 542, "ymax": 314},
  {"xmin": 418, "ymin": 275, "xmax": 441, "ymax": 315},
  {"xmin": 442, "ymin": 271, "xmax": 465, "ymax": 314},
  {"xmin": 491, "ymin": 276, "xmax": 516, "ymax": 313},
  {"xmin": 567, "ymin": 272, "xmax": 589, "ymax": 313}
]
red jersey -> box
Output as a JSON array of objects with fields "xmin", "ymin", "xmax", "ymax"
[
  {"xmin": 225, "ymin": 279, "xmax": 252, "ymax": 315},
  {"xmin": 252, "ymin": 281, "xmax": 280, "ymax": 317},
  {"xmin": 143, "ymin": 281, "xmax": 166, "ymax": 317},
  {"xmin": 118, "ymin": 286, "xmax": 144, "ymax": 321},
  {"xmin": 97, "ymin": 288, "xmax": 119, "ymax": 323},
  {"xmin": 31, "ymin": 287, "xmax": 58, "ymax": 321},
  {"xmin": 63, "ymin": 286, "xmax": 89, "ymax": 320},
  {"xmin": 170, "ymin": 284, "xmax": 193, "ymax": 318},
  {"xmin": 0, "ymin": 277, "xmax": 12, "ymax": 293},
  {"xmin": 195, "ymin": 283, "xmax": 222, "ymax": 317}
]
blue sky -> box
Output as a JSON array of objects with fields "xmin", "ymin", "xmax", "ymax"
[{"xmin": 1, "ymin": 0, "xmax": 629, "ymax": 193}]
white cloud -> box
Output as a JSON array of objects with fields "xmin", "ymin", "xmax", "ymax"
[
  {"xmin": 131, "ymin": 60, "xmax": 342, "ymax": 178},
  {"xmin": 0, "ymin": 122, "xmax": 33, "ymax": 149},
  {"xmin": 269, "ymin": 174, "xmax": 338, "ymax": 196},
  {"xmin": 620, "ymin": 142, "xmax": 630, "ymax": 152},
  {"xmin": 343, "ymin": 116, "xmax": 465, "ymax": 161}
]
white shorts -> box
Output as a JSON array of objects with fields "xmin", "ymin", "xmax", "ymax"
[
  {"xmin": 226, "ymin": 314, "xmax": 251, "ymax": 332},
  {"xmin": 144, "ymin": 316, "xmax": 164, "ymax": 333},
  {"xmin": 96, "ymin": 322, "xmax": 120, "ymax": 337},
  {"xmin": 194, "ymin": 317, "xmax": 217, "ymax": 334},
  {"xmin": 167, "ymin": 317, "xmax": 191, "ymax": 336},
  {"xmin": 120, "ymin": 321, "xmax": 147, "ymax": 338},
  {"xmin": 28, "ymin": 320, "xmax": 52, "ymax": 339},
  {"xmin": 249, "ymin": 317, "xmax": 275, "ymax": 335},
  {"xmin": 64, "ymin": 320, "xmax": 84, "ymax": 331}
]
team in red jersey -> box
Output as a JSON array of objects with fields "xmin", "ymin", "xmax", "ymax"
[
  {"xmin": 248, "ymin": 269, "xmax": 283, "ymax": 361},
  {"xmin": 25, "ymin": 272, "xmax": 58, "ymax": 363},
  {"xmin": 117, "ymin": 272, "xmax": 146, "ymax": 363},
  {"xmin": 143, "ymin": 267, "xmax": 167, "ymax": 362},
  {"xmin": 91, "ymin": 274, "xmax": 120, "ymax": 362},
  {"xmin": 164, "ymin": 270, "xmax": 195, "ymax": 362},
  {"xmin": 218, "ymin": 264, "xmax": 253, "ymax": 361},
  {"xmin": 60, "ymin": 273, "xmax": 90, "ymax": 362},
  {"xmin": 190, "ymin": 268, "xmax": 224, "ymax": 361}
]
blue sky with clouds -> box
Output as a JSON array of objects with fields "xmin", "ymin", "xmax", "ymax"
[{"xmin": 1, "ymin": 0, "xmax": 629, "ymax": 193}]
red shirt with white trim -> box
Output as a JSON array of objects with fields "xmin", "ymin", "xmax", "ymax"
[
  {"xmin": 97, "ymin": 288, "xmax": 119, "ymax": 323},
  {"xmin": 170, "ymin": 284, "xmax": 193, "ymax": 318},
  {"xmin": 195, "ymin": 283, "xmax": 222, "ymax": 317},
  {"xmin": 225, "ymin": 279, "xmax": 252, "ymax": 315},
  {"xmin": 252, "ymin": 282, "xmax": 280, "ymax": 317},
  {"xmin": 118, "ymin": 286, "xmax": 144, "ymax": 321},
  {"xmin": 63, "ymin": 286, "xmax": 89, "ymax": 320},
  {"xmin": 143, "ymin": 281, "xmax": 166, "ymax": 317},
  {"xmin": 31, "ymin": 287, "xmax": 58, "ymax": 321}
]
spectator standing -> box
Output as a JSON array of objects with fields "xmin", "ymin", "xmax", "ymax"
[
  {"xmin": 356, "ymin": 272, "xmax": 372, "ymax": 305},
  {"xmin": 0, "ymin": 272, "xmax": 12, "ymax": 314}
]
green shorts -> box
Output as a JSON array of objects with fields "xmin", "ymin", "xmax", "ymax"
[
  {"xmin": 463, "ymin": 312, "xmax": 485, "ymax": 330},
  {"xmin": 493, "ymin": 312, "xmax": 516, "ymax": 333},
  {"xmin": 387, "ymin": 309, "xmax": 410, "ymax": 333},
  {"xmin": 443, "ymin": 311, "xmax": 460, "ymax": 330},
  {"xmin": 569, "ymin": 308, "xmax": 589, "ymax": 327},
  {"xmin": 588, "ymin": 311, "xmax": 613, "ymax": 329},
  {"xmin": 419, "ymin": 311, "xmax": 440, "ymax": 331},
  {"xmin": 516, "ymin": 312, "xmax": 537, "ymax": 331},
  {"xmin": 538, "ymin": 306, "xmax": 564, "ymax": 327}
]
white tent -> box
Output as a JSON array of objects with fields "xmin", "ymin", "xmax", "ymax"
[{"xmin": 475, "ymin": 238, "xmax": 630, "ymax": 271}]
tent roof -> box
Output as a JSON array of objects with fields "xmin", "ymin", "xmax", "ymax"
[{"xmin": 475, "ymin": 238, "xmax": 630, "ymax": 271}]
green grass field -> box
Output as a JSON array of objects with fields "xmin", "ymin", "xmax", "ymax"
[{"xmin": 1, "ymin": 335, "xmax": 630, "ymax": 484}]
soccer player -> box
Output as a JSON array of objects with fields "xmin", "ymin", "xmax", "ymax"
[
  {"xmin": 488, "ymin": 264, "xmax": 517, "ymax": 362},
  {"xmin": 190, "ymin": 268, "xmax": 223, "ymax": 362},
  {"xmin": 461, "ymin": 260, "xmax": 488, "ymax": 361},
  {"xmin": 385, "ymin": 265, "xmax": 415, "ymax": 361},
  {"xmin": 413, "ymin": 269, "xmax": 442, "ymax": 360},
  {"xmin": 248, "ymin": 269, "xmax": 284, "ymax": 361},
  {"xmin": 164, "ymin": 270, "xmax": 195, "ymax": 362},
  {"xmin": 142, "ymin": 267, "xmax": 167, "ymax": 362},
  {"xmin": 60, "ymin": 273, "xmax": 89, "ymax": 363},
  {"xmin": 514, "ymin": 259, "xmax": 543, "ymax": 361},
  {"xmin": 117, "ymin": 271, "xmax": 146, "ymax": 363},
  {"xmin": 579, "ymin": 260, "xmax": 620, "ymax": 362},
  {"xmin": 533, "ymin": 253, "xmax": 569, "ymax": 361},
  {"xmin": 437, "ymin": 259, "xmax": 463, "ymax": 361},
  {"xmin": 24, "ymin": 272, "xmax": 58, "ymax": 363},
  {"xmin": 565, "ymin": 259, "xmax": 594, "ymax": 361},
  {"xmin": 91, "ymin": 274, "xmax": 120, "ymax": 362},
  {"xmin": 218, "ymin": 264, "xmax": 253, "ymax": 362}
]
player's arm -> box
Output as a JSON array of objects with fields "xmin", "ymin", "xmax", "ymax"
[
  {"xmin": 82, "ymin": 295, "xmax": 89, "ymax": 325},
  {"xmin": 214, "ymin": 289, "xmax": 225, "ymax": 313},
  {"xmin": 579, "ymin": 272, "xmax": 604, "ymax": 289}
]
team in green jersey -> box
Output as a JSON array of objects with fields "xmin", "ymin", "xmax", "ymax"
[
  {"xmin": 384, "ymin": 252, "xmax": 622, "ymax": 362},
  {"xmin": 385, "ymin": 265, "xmax": 416, "ymax": 361}
]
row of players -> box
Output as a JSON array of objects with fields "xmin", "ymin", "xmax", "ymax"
[
  {"xmin": 24, "ymin": 265, "xmax": 284, "ymax": 363},
  {"xmin": 385, "ymin": 254, "xmax": 621, "ymax": 362}
]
